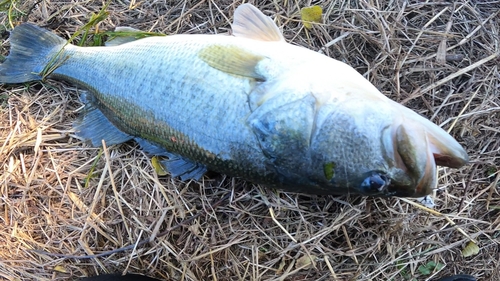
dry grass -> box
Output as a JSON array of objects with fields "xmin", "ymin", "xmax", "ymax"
[{"xmin": 1, "ymin": 0, "xmax": 499, "ymax": 280}]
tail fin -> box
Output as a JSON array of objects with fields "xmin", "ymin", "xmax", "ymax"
[{"xmin": 0, "ymin": 23, "xmax": 67, "ymax": 83}]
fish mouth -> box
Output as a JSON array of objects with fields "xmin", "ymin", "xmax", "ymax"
[{"xmin": 384, "ymin": 120, "xmax": 469, "ymax": 198}]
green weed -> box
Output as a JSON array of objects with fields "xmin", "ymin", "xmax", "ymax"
[
  {"xmin": 0, "ymin": 0, "xmax": 26, "ymax": 29},
  {"xmin": 418, "ymin": 261, "xmax": 444, "ymax": 275}
]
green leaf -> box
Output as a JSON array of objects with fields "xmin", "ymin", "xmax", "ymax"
[
  {"xmin": 486, "ymin": 166, "xmax": 497, "ymax": 176},
  {"xmin": 462, "ymin": 241, "xmax": 480, "ymax": 257},
  {"xmin": 151, "ymin": 156, "xmax": 168, "ymax": 176},
  {"xmin": 0, "ymin": 93, "xmax": 8, "ymax": 108},
  {"xmin": 103, "ymin": 30, "xmax": 165, "ymax": 40},
  {"xmin": 418, "ymin": 261, "xmax": 443, "ymax": 275},
  {"xmin": 300, "ymin": 6, "xmax": 322, "ymax": 29},
  {"xmin": 66, "ymin": 1, "xmax": 111, "ymax": 46},
  {"xmin": 85, "ymin": 149, "xmax": 103, "ymax": 188}
]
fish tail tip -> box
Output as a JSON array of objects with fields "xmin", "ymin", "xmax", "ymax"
[{"xmin": 0, "ymin": 23, "xmax": 67, "ymax": 84}]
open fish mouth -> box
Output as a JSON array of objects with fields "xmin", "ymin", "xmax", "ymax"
[{"xmin": 378, "ymin": 118, "xmax": 469, "ymax": 197}]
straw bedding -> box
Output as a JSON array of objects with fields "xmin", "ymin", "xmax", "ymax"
[{"xmin": 0, "ymin": 1, "xmax": 499, "ymax": 280}]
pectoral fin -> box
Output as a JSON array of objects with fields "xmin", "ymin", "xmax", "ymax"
[{"xmin": 198, "ymin": 45, "xmax": 266, "ymax": 80}]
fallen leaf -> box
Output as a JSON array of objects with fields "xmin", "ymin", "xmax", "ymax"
[
  {"xmin": 54, "ymin": 265, "xmax": 67, "ymax": 273},
  {"xmin": 300, "ymin": 6, "xmax": 322, "ymax": 29},
  {"xmin": 151, "ymin": 156, "xmax": 168, "ymax": 176},
  {"xmin": 295, "ymin": 254, "xmax": 316, "ymax": 269},
  {"xmin": 462, "ymin": 241, "xmax": 480, "ymax": 257}
]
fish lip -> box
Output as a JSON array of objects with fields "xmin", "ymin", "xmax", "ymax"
[
  {"xmin": 379, "ymin": 125, "xmax": 414, "ymax": 197},
  {"xmin": 385, "ymin": 171, "xmax": 434, "ymax": 197},
  {"xmin": 398, "ymin": 125, "xmax": 438, "ymax": 198},
  {"xmin": 387, "ymin": 175, "xmax": 434, "ymax": 198},
  {"xmin": 381, "ymin": 122, "xmax": 438, "ymax": 198},
  {"xmin": 385, "ymin": 175, "xmax": 418, "ymax": 197},
  {"xmin": 376, "ymin": 96, "xmax": 471, "ymax": 197},
  {"xmin": 432, "ymin": 143, "xmax": 469, "ymax": 168}
]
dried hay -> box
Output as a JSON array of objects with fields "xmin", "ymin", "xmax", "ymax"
[{"xmin": 1, "ymin": 0, "xmax": 499, "ymax": 280}]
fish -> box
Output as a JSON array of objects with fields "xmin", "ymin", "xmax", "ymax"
[{"xmin": 0, "ymin": 4, "xmax": 468, "ymax": 197}]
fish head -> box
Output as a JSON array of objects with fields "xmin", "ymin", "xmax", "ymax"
[
  {"xmin": 375, "ymin": 120, "xmax": 440, "ymax": 197},
  {"xmin": 247, "ymin": 68, "xmax": 468, "ymax": 197},
  {"xmin": 313, "ymin": 99, "xmax": 468, "ymax": 198},
  {"xmin": 381, "ymin": 102, "xmax": 469, "ymax": 197}
]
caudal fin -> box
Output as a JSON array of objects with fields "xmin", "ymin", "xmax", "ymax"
[{"xmin": 0, "ymin": 23, "xmax": 67, "ymax": 83}]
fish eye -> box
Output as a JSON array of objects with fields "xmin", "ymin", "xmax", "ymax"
[{"xmin": 361, "ymin": 172, "xmax": 390, "ymax": 194}]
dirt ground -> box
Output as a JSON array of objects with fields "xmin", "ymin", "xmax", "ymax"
[{"xmin": 1, "ymin": 0, "xmax": 499, "ymax": 280}]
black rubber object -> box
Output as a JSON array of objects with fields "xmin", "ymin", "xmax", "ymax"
[
  {"xmin": 79, "ymin": 273, "xmax": 477, "ymax": 281},
  {"xmin": 79, "ymin": 274, "xmax": 162, "ymax": 281},
  {"xmin": 435, "ymin": 274, "xmax": 476, "ymax": 281}
]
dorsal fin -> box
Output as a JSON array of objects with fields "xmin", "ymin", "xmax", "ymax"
[
  {"xmin": 105, "ymin": 27, "xmax": 143, "ymax": 46},
  {"xmin": 232, "ymin": 4, "xmax": 284, "ymax": 42}
]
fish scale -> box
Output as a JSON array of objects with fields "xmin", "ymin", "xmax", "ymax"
[
  {"xmin": 70, "ymin": 37, "xmax": 281, "ymax": 183},
  {"xmin": 58, "ymin": 38, "xmax": 260, "ymax": 148}
]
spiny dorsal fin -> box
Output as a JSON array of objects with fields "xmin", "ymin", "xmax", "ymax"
[{"xmin": 232, "ymin": 4, "xmax": 284, "ymax": 42}]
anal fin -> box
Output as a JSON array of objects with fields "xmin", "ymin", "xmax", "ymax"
[
  {"xmin": 135, "ymin": 137, "xmax": 171, "ymax": 156},
  {"xmin": 74, "ymin": 98, "xmax": 208, "ymax": 181},
  {"xmin": 74, "ymin": 102, "xmax": 132, "ymax": 147}
]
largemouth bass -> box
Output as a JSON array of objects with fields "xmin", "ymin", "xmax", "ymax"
[{"xmin": 0, "ymin": 4, "xmax": 468, "ymax": 197}]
